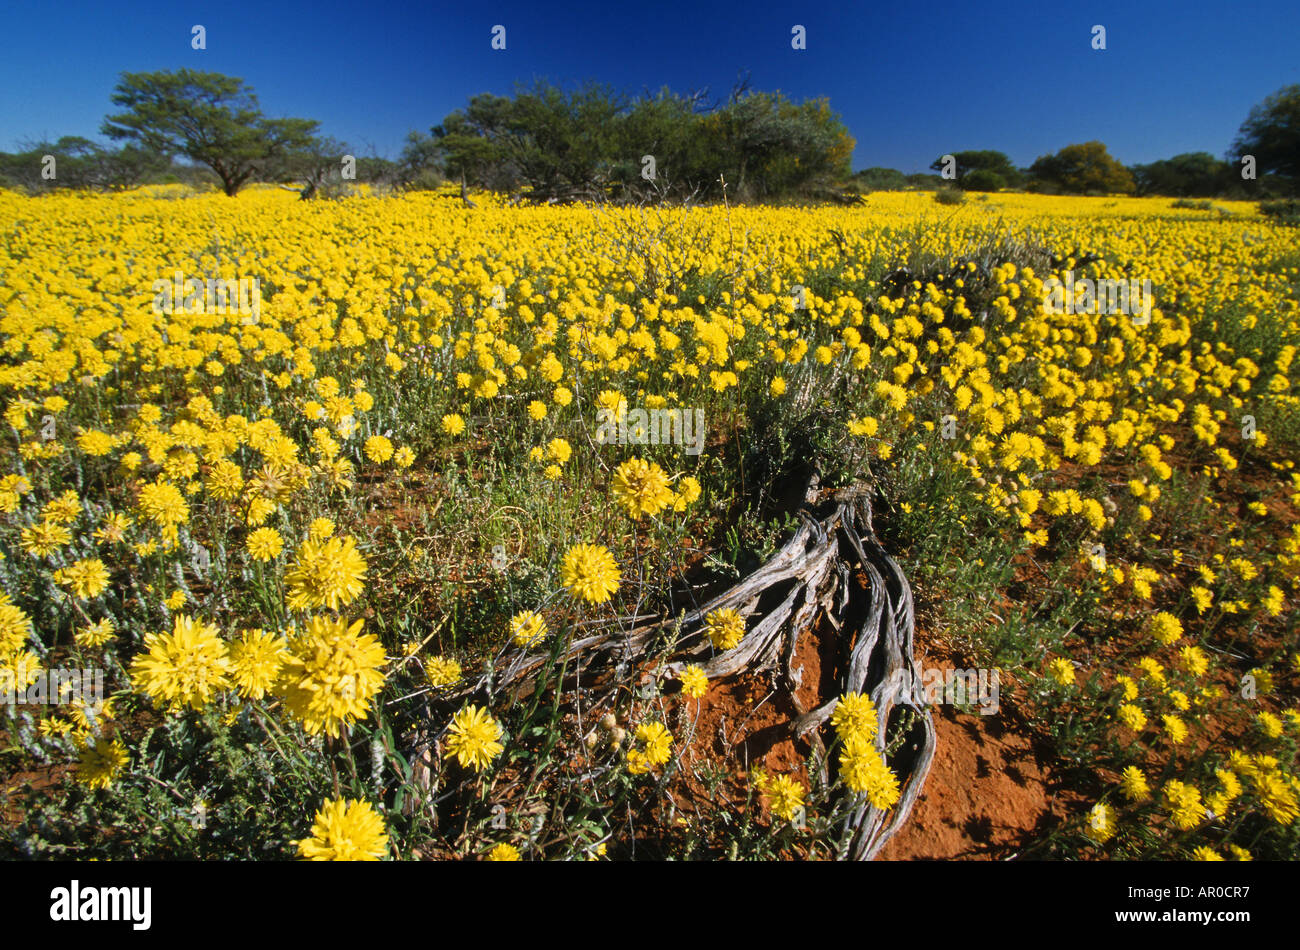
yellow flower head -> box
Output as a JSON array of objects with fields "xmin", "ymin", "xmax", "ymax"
[
  {"xmin": 276, "ymin": 616, "xmax": 387, "ymax": 737},
  {"xmin": 129, "ymin": 614, "xmax": 231, "ymax": 712},
  {"xmin": 296, "ymin": 798, "xmax": 389, "ymax": 861},
  {"xmin": 560, "ymin": 543, "xmax": 621, "ymax": 604},
  {"xmin": 611, "ymin": 458, "xmax": 675, "ymax": 519},
  {"xmin": 444, "ymin": 704, "xmax": 504, "ymax": 772},
  {"xmin": 284, "ymin": 535, "xmax": 368, "ymax": 612},
  {"xmin": 703, "ymin": 607, "xmax": 746, "ymax": 652}
]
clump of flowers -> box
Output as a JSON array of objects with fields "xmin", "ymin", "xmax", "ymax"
[{"xmin": 831, "ymin": 691, "xmax": 899, "ymax": 809}]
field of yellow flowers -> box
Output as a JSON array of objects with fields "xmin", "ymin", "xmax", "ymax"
[{"xmin": 0, "ymin": 184, "xmax": 1297, "ymax": 860}]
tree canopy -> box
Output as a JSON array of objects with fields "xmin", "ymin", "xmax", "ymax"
[{"xmin": 101, "ymin": 69, "xmax": 323, "ymax": 196}]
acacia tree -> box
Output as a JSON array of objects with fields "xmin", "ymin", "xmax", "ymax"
[{"xmin": 101, "ymin": 69, "xmax": 321, "ymax": 196}]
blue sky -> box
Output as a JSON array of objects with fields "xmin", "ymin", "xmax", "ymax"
[{"xmin": 1, "ymin": 0, "xmax": 1296, "ymax": 172}]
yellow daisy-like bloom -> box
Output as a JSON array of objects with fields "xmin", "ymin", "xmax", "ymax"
[
  {"xmin": 1162, "ymin": 780, "xmax": 1205, "ymax": 830},
  {"xmin": 363, "ymin": 435, "xmax": 394, "ymax": 463},
  {"xmin": 77, "ymin": 430, "xmax": 116, "ymax": 457},
  {"xmin": 1117, "ymin": 703, "xmax": 1147, "ymax": 732},
  {"xmin": 129, "ymin": 614, "xmax": 232, "ymax": 712},
  {"xmin": 276, "ymin": 616, "xmax": 387, "ymax": 738},
  {"xmin": 677, "ymin": 665, "xmax": 708, "ymax": 699},
  {"xmin": 246, "ymin": 526, "xmax": 284, "ymax": 562},
  {"xmin": 838, "ymin": 734, "xmax": 900, "ymax": 809},
  {"xmin": 0, "ymin": 650, "xmax": 41, "ymax": 692},
  {"xmin": 229, "ymin": 628, "xmax": 290, "ymax": 700},
  {"xmin": 51, "ymin": 556, "xmax": 109, "ymax": 603},
  {"xmin": 546, "ymin": 438, "xmax": 572, "ymax": 465},
  {"xmin": 43, "ymin": 490, "xmax": 82, "ymax": 525},
  {"xmin": 508, "ymin": 610, "xmax": 548, "ymax": 648},
  {"xmin": 765, "ymin": 773, "xmax": 805, "ymax": 822},
  {"xmin": 1249, "ymin": 769, "xmax": 1300, "ymax": 825},
  {"xmin": 527, "ymin": 400, "xmax": 547, "ymax": 421},
  {"xmin": 703, "ymin": 607, "xmax": 746, "ymax": 651},
  {"xmin": 75, "ymin": 618, "xmax": 116, "ymax": 649},
  {"xmin": 284, "ymin": 535, "xmax": 368, "ymax": 612},
  {"xmin": 1191, "ymin": 846, "xmax": 1223, "ymax": 861},
  {"xmin": 1256, "ymin": 711, "xmax": 1284, "ymax": 739},
  {"xmin": 20, "ymin": 519, "xmax": 72, "ymax": 557},
  {"xmin": 1085, "ymin": 802, "xmax": 1116, "ymax": 843},
  {"xmin": 1119, "ymin": 765, "xmax": 1151, "ymax": 802},
  {"xmin": 1146, "ymin": 611, "xmax": 1183, "ymax": 646},
  {"xmin": 671, "ymin": 474, "xmax": 702, "ymax": 511},
  {"xmin": 75, "ymin": 737, "xmax": 128, "ymax": 791},
  {"xmin": 307, "ymin": 517, "xmax": 335, "ymax": 542},
  {"xmin": 1179, "ymin": 645, "xmax": 1209, "ymax": 677},
  {"xmin": 296, "ymin": 798, "xmax": 389, "ymax": 861},
  {"xmin": 137, "ymin": 480, "xmax": 189, "ymax": 528},
  {"xmin": 560, "ymin": 543, "xmax": 621, "ymax": 604},
  {"xmin": 1162, "ymin": 714, "xmax": 1188, "ymax": 744},
  {"xmin": 1046, "ymin": 657, "xmax": 1076, "ymax": 686},
  {"xmin": 444, "ymin": 704, "xmax": 505, "ymax": 772},
  {"xmin": 627, "ymin": 721, "xmax": 673, "ymax": 775},
  {"xmin": 0, "ymin": 601, "xmax": 34, "ymax": 654},
  {"xmin": 94, "ymin": 512, "xmax": 132, "ymax": 544},
  {"xmin": 831, "ymin": 691, "xmax": 879, "ymax": 742},
  {"xmin": 611, "ymin": 458, "xmax": 676, "ymax": 519},
  {"xmin": 441, "ymin": 413, "xmax": 466, "ymax": 436},
  {"xmin": 486, "ymin": 843, "xmax": 521, "ymax": 861},
  {"xmin": 425, "ymin": 655, "xmax": 462, "ymax": 689}
]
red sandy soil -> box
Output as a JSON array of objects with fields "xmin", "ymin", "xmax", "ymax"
[{"xmin": 879, "ymin": 638, "xmax": 1082, "ymax": 860}]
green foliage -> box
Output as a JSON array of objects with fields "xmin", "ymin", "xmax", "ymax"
[
  {"xmin": 851, "ymin": 167, "xmax": 908, "ymax": 191},
  {"xmin": 428, "ymin": 80, "xmax": 857, "ymax": 204},
  {"xmin": 1029, "ymin": 141, "xmax": 1135, "ymax": 195},
  {"xmin": 101, "ymin": 69, "xmax": 323, "ymax": 196},
  {"xmin": 930, "ymin": 150, "xmax": 1021, "ymax": 191},
  {"xmin": 933, "ymin": 186, "xmax": 966, "ymax": 205},
  {"xmin": 1231, "ymin": 84, "xmax": 1300, "ymax": 191},
  {"xmin": 0, "ymin": 137, "xmax": 169, "ymax": 192},
  {"xmin": 1260, "ymin": 198, "xmax": 1300, "ymax": 226},
  {"xmin": 1131, "ymin": 152, "xmax": 1232, "ymax": 197}
]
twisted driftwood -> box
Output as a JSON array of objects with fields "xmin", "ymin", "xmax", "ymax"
[{"xmin": 418, "ymin": 477, "xmax": 936, "ymax": 860}]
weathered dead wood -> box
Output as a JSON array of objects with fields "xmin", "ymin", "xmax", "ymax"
[{"xmin": 419, "ymin": 479, "xmax": 935, "ymax": 859}]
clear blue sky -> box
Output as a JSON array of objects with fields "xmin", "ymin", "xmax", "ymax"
[{"xmin": 1, "ymin": 0, "xmax": 1296, "ymax": 172}]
